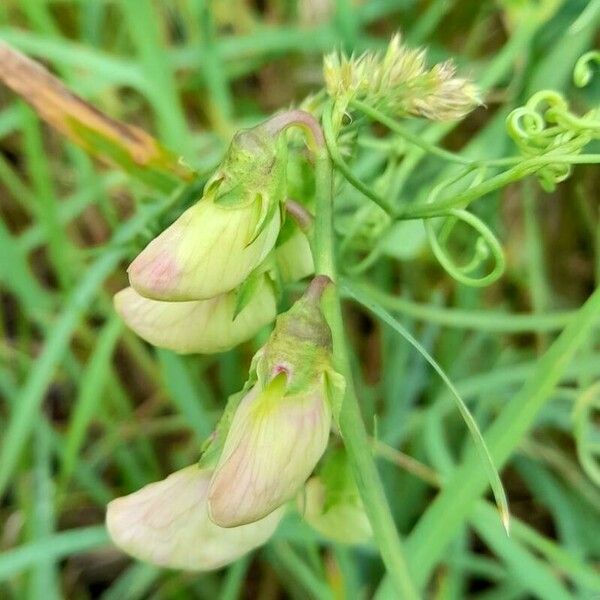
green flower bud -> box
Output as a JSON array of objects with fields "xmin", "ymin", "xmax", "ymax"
[
  {"xmin": 299, "ymin": 450, "xmax": 372, "ymax": 545},
  {"xmin": 114, "ymin": 275, "xmax": 277, "ymax": 354},
  {"xmin": 106, "ymin": 466, "xmax": 282, "ymax": 571},
  {"xmin": 301, "ymin": 477, "xmax": 372, "ymax": 545},
  {"xmin": 207, "ymin": 277, "xmax": 344, "ymax": 527},
  {"xmin": 275, "ymin": 228, "xmax": 314, "ymax": 283},
  {"xmin": 128, "ymin": 120, "xmax": 287, "ymax": 301}
]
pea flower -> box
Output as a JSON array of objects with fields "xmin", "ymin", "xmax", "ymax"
[
  {"xmin": 106, "ymin": 276, "xmax": 344, "ymax": 569},
  {"xmin": 114, "ymin": 275, "xmax": 277, "ymax": 354},
  {"xmin": 116, "ymin": 113, "xmax": 321, "ymax": 355},
  {"xmin": 128, "ymin": 123, "xmax": 287, "ymax": 302},
  {"xmin": 207, "ymin": 276, "xmax": 345, "ymax": 527},
  {"xmin": 106, "ymin": 466, "xmax": 282, "ymax": 571}
]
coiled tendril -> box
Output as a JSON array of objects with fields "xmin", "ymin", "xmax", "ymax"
[
  {"xmin": 573, "ymin": 51, "xmax": 600, "ymax": 88},
  {"xmin": 506, "ymin": 71, "xmax": 600, "ymax": 191},
  {"xmin": 423, "ymin": 169, "xmax": 505, "ymax": 287},
  {"xmin": 340, "ymin": 204, "xmax": 391, "ymax": 275},
  {"xmin": 424, "ymin": 209, "xmax": 505, "ymax": 287},
  {"xmin": 325, "ymin": 52, "xmax": 599, "ymax": 288}
]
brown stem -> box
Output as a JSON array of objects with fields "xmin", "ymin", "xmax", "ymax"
[
  {"xmin": 306, "ymin": 275, "xmax": 333, "ymax": 302},
  {"xmin": 285, "ymin": 199, "xmax": 314, "ymax": 232},
  {"xmin": 263, "ymin": 109, "xmax": 325, "ymax": 150}
]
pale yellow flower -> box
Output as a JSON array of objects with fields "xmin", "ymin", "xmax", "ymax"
[
  {"xmin": 208, "ymin": 374, "xmax": 332, "ymax": 527},
  {"xmin": 106, "ymin": 466, "xmax": 282, "ymax": 571},
  {"xmin": 207, "ymin": 277, "xmax": 344, "ymax": 527},
  {"xmin": 114, "ymin": 275, "xmax": 277, "ymax": 354},
  {"xmin": 300, "ymin": 476, "xmax": 372, "ymax": 545},
  {"xmin": 128, "ymin": 198, "xmax": 281, "ymax": 301}
]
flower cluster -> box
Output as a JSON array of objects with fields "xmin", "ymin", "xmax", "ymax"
[
  {"xmin": 106, "ymin": 109, "xmax": 377, "ymax": 570},
  {"xmin": 107, "ymin": 277, "xmax": 351, "ymax": 569},
  {"xmin": 115, "ymin": 117, "xmax": 313, "ymax": 354},
  {"xmin": 323, "ymin": 33, "xmax": 481, "ymax": 121}
]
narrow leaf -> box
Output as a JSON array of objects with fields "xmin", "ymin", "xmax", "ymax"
[{"xmin": 344, "ymin": 281, "xmax": 510, "ymax": 534}]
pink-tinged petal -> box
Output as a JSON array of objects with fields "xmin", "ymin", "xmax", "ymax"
[
  {"xmin": 114, "ymin": 277, "xmax": 276, "ymax": 354},
  {"xmin": 106, "ymin": 466, "xmax": 282, "ymax": 571},
  {"xmin": 208, "ymin": 379, "xmax": 331, "ymax": 527},
  {"xmin": 128, "ymin": 199, "xmax": 280, "ymax": 301}
]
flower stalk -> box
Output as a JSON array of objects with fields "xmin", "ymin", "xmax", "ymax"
[{"xmin": 312, "ymin": 136, "xmax": 420, "ymax": 599}]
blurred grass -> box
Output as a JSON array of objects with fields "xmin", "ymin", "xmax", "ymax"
[{"xmin": 0, "ymin": 1, "xmax": 599, "ymax": 599}]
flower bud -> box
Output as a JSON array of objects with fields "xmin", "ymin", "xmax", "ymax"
[
  {"xmin": 207, "ymin": 277, "xmax": 344, "ymax": 527},
  {"xmin": 106, "ymin": 466, "xmax": 282, "ymax": 571},
  {"xmin": 128, "ymin": 120, "xmax": 287, "ymax": 301},
  {"xmin": 275, "ymin": 228, "xmax": 314, "ymax": 283},
  {"xmin": 114, "ymin": 275, "xmax": 277, "ymax": 354},
  {"xmin": 299, "ymin": 450, "xmax": 372, "ymax": 545},
  {"xmin": 300, "ymin": 477, "xmax": 372, "ymax": 545}
]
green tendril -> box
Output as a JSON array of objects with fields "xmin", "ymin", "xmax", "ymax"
[
  {"xmin": 425, "ymin": 208, "xmax": 505, "ymax": 287},
  {"xmin": 573, "ymin": 50, "xmax": 600, "ymax": 87},
  {"xmin": 505, "ymin": 83, "xmax": 599, "ymax": 192},
  {"xmin": 324, "ymin": 50, "xmax": 599, "ymax": 290},
  {"xmin": 350, "ymin": 98, "xmax": 474, "ymax": 165},
  {"xmin": 339, "ymin": 203, "xmax": 390, "ymax": 275}
]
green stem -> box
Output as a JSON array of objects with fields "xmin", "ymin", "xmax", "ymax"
[
  {"xmin": 351, "ymin": 99, "xmax": 473, "ymax": 165},
  {"xmin": 322, "ymin": 102, "xmax": 396, "ymax": 215},
  {"xmin": 313, "ymin": 147, "xmax": 420, "ymax": 600},
  {"xmin": 402, "ymin": 154, "xmax": 600, "ymax": 219}
]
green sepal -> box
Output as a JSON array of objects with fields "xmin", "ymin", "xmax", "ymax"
[
  {"xmin": 246, "ymin": 193, "xmax": 274, "ymax": 246},
  {"xmin": 197, "ymin": 359, "xmax": 261, "ymax": 470},
  {"xmin": 265, "ymin": 254, "xmax": 284, "ymax": 302},
  {"xmin": 197, "ymin": 344, "xmax": 265, "ymax": 469},
  {"xmin": 209, "ymin": 122, "xmax": 288, "ymax": 212},
  {"xmin": 253, "ymin": 279, "xmax": 344, "ymax": 399},
  {"xmin": 277, "ymin": 212, "xmax": 298, "ymax": 245},
  {"xmin": 212, "ymin": 180, "xmax": 250, "ymax": 207},
  {"xmin": 198, "ymin": 389, "xmax": 244, "ymax": 470},
  {"xmin": 233, "ymin": 269, "xmax": 266, "ymax": 320},
  {"xmin": 325, "ymin": 367, "xmax": 346, "ymax": 427}
]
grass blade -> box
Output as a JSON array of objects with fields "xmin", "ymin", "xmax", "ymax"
[
  {"xmin": 0, "ymin": 526, "xmax": 109, "ymax": 581},
  {"xmin": 0, "ymin": 42, "xmax": 194, "ymax": 192},
  {"xmin": 377, "ymin": 284, "xmax": 600, "ymax": 595},
  {"xmin": 344, "ymin": 281, "xmax": 510, "ymax": 534},
  {"xmin": 60, "ymin": 316, "xmax": 123, "ymax": 485}
]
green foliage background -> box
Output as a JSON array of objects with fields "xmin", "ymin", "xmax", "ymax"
[{"xmin": 0, "ymin": 0, "xmax": 599, "ymax": 598}]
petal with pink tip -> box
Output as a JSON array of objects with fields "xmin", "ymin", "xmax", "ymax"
[
  {"xmin": 208, "ymin": 378, "xmax": 331, "ymax": 527},
  {"xmin": 128, "ymin": 199, "xmax": 280, "ymax": 301}
]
